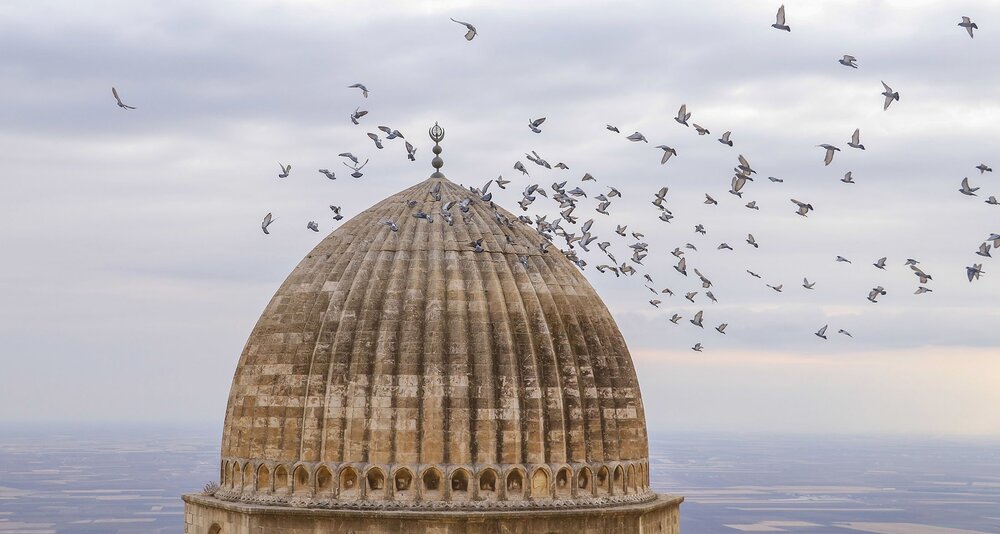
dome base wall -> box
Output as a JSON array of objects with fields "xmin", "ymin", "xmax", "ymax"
[{"xmin": 183, "ymin": 493, "xmax": 682, "ymax": 534}]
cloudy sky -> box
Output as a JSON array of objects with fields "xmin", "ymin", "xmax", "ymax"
[{"xmin": 1, "ymin": 0, "xmax": 998, "ymax": 436}]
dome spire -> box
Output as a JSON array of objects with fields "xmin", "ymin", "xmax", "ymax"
[{"xmin": 429, "ymin": 122, "xmax": 445, "ymax": 179}]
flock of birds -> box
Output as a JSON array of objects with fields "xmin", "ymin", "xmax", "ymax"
[{"xmin": 111, "ymin": 7, "xmax": 994, "ymax": 352}]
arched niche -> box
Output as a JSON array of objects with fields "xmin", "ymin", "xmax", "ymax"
[
  {"xmin": 450, "ymin": 468, "xmax": 470, "ymax": 500},
  {"xmin": 505, "ymin": 469, "xmax": 525, "ymax": 500},
  {"xmin": 256, "ymin": 464, "xmax": 271, "ymax": 492},
  {"xmin": 613, "ymin": 465, "xmax": 625, "ymax": 495},
  {"xmin": 393, "ymin": 468, "xmax": 414, "ymax": 499},
  {"xmin": 315, "ymin": 465, "xmax": 333, "ymax": 494},
  {"xmin": 421, "ymin": 467, "xmax": 442, "ymax": 499},
  {"xmin": 273, "ymin": 465, "xmax": 289, "ymax": 492},
  {"xmin": 530, "ymin": 468, "xmax": 550, "ymax": 499},
  {"xmin": 596, "ymin": 466, "xmax": 610, "ymax": 496},
  {"xmin": 577, "ymin": 467, "xmax": 593, "ymax": 496},
  {"xmin": 242, "ymin": 462, "xmax": 254, "ymax": 490},
  {"xmin": 555, "ymin": 467, "xmax": 572, "ymax": 498},
  {"xmin": 478, "ymin": 468, "xmax": 498, "ymax": 500},
  {"xmin": 366, "ymin": 467, "xmax": 386, "ymax": 500},
  {"xmin": 339, "ymin": 467, "xmax": 359, "ymax": 500},
  {"xmin": 292, "ymin": 465, "xmax": 310, "ymax": 495}
]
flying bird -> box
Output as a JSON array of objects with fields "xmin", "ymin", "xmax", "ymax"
[
  {"xmin": 690, "ymin": 310, "xmax": 704, "ymax": 328},
  {"xmin": 528, "ymin": 117, "xmax": 546, "ymax": 133},
  {"xmin": 915, "ymin": 286, "xmax": 933, "ymax": 295},
  {"xmin": 670, "ymin": 314, "xmax": 682, "ymax": 324},
  {"xmin": 838, "ymin": 329, "xmax": 853, "ymax": 338},
  {"xmin": 606, "ymin": 125, "xmax": 620, "ymax": 133},
  {"xmin": 976, "ymin": 163, "xmax": 992, "ymax": 174},
  {"xmin": 767, "ymin": 283, "xmax": 783, "ymax": 293},
  {"xmin": 656, "ymin": 145, "xmax": 678, "ymax": 164},
  {"xmin": 675, "ymin": 104, "xmax": 691, "ymax": 126},
  {"xmin": 839, "ymin": 55, "xmax": 858, "ymax": 68},
  {"xmin": 747, "ymin": 234, "xmax": 758, "ymax": 248},
  {"xmin": 772, "ymin": 5, "xmax": 790, "ymax": 31},
  {"xmin": 692, "ymin": 343, "xmax": 703, "ymax": 352},
  {"xmin": 378, "ymin": 126, "xmax": 404, "ymax": 139},
  {"xmin": 958, "ymin": 16, "xmax": 978, "ymax": 38},
  {"xmin": 367, "ymin": 133, "xmax": 384, "ymax": 149},
  {"xmin": 514, "ymin": 161, "xmax": 528, "ymax": 175},
  {"xmin": 111, "ymin": 87, "xmax": 136, "ymax": 109},
  {"xmin": 959, "ymin": 177, "xmax": 980, "ymax": 196},
  {"xmin": 815, "ymin": 325, "xmax": 828, "ymax": 340},
  {"xmin": 405, "ymin": 141, "xmax": 417, "ymax": 161},
  {"xmin": 841, "ymin": 171, "xmax": 855, "ymax": 184},
  {"xmin": 450, "ymin": 17, "xmax": 477, "ymax": 40},
  {"xmin": 261, "ymin": 213, "xmax": 274, "ymax": 234},
  {"xmin": 803, "ymin": 278, "xmax": 815, "ymax": 289},
  {"xmin": 694, "ymin": 124, "xmax": 710, "ymax": 135},
  {"xmin": 818, "ymin": 144, "xmax": 840, "ymax": 166},
  {"xmin": 330, "ymin": 205, "xmax": 344, "ymax": 220},
  {"xmin": 338, "ymin": 152, "xmax": 360, "ymax": 165},
  {"xmin": 715, "ymin": 323, "xmax": 728, "ymax": 334},
  {"xmin": 791, "ymin": 199, "xmax": 814, "ymax": 217},
  {"xmin": 967, "ymin": 263, "xmax": 985, "ymax": 282},
  {"xmin": 347, "ymin": 83, "xmax": 369, "ymax": 98},
  {"xmin": 306, "ymin": 221, "xmax": 319, "ymax": 232},
  {"xmin": 350, "ymin": 107, "xmax": 369, "ymax": 125},
  {"xmin": 626, "ymin": 132, "xmax": 648, "ymax": 143},
  {"xmin": 836, "ymin": 256, "xmax": 852, "ymax": 264},
  {"xmin": 976, "ymin": 243, "xmax": 992, "ymax": 258},
  {"xmin": 874, "ymin": 257, "xmax": 887, "ymax": 270},
  {"xmin": 768, "ymin": 176, "xmax": 784, "ymax": 183},
  {"xmin": 718, "ymin": 131, "xmax": 733, "ymax": 146},
  {"xmin": 881, "ymin": 81, "xmax": 900, "ymax": 110},
  {"xmin": 318, "ymin": 169, "xmax": 335, "ymax": 180},
  {"xmin": 277, "ymin": 162, "xmax": 291, "ymax": 179},
  {"xmin": 867, "ymin": 286, "xmax": 886, "ymax": 303},
  {"xmin": 848, "ymin": 129, "xmax": 865, "ymax": 150}
]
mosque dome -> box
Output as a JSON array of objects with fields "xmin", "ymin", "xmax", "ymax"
[{"xmin": 215, "ymin": 136, "xmax": 655, "ymax": 510}]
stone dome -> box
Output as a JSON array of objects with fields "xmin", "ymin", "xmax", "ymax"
[{"xmin": 215, "ymin": 174, "xmax": 655, "ymax": 510}]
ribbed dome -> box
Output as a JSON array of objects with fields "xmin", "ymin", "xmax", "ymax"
[{"xmin": 216, "ymin": 176, "xmax": 654, "ymax": 510}]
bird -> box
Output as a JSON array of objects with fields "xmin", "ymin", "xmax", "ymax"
[
  {"xmin": 693, "ymin": 124, "xmax": 710, "ymax": 135},
  {"xmin": 306, "ymin": 221, "xmax": 319, "ymax": 232},
  {"xmin": 768, "ymin": 176, "xmax": 784, "ymax": 183},
  {"xmin": 959, "ymin": 16, "xmax": 978, "ymax": 38},
  {"xmin": 608, "ymin": 187, "xmax": 622, "ymax": 198},
  {"xmin": 976, "ymin": 163, "xmax": 993, "ymax": 174},
  {"xmin": 976, "ymin": 243, "xmax": 992, "ymax": 258},
  {"xmin": 670, "ymin": 314, "xmax": 682, "ymax": 324},
  {"xmin": 791, "ymin": 199, "xmax": 814, "ymax": 217},
  {"xmin": 837, "ymin": 329, "xmax": 853, "ymax": 338},
  {"xmin": 318, "ymin": 169, "xmax": 335, "ymax": 180},
  {"xmin": 715, "ymin": 323, "xmax": 728, "ymax": 334},
  {"xmin": 911, "ymin": 265, "xmax": 933, "ymax": 284},
  {"xmin": 606, "ymin": 125, "xmax": 620, "ymax": 133},
  {"xmin": 695, "ymin": 224, "xmax": 706, "ymax": 235},
  {"xmin": 737, "ymin": 154, "xmax": 757, "ymax": 175},
  {"xmin": 626, "ymin": 132, "xmax": 648, "ymax": 143},
  {"xmin": 347, "ymin": 83, "xmax": 369, "ymax": 98},
  {"xmin": 839, "ymin": 55, "xmax": 858, "ymax": 68},
  {"xmin": 746, "ymin": 201, "xmax": 760, "ymax": 210},
  {"xmin": 378, "ymin": 126, "xmax": 404, "ymax": 139},
  {"xmin": 836, "ymin": 256, "xmax": 852, "ymax": 264},
  {"xmin": 329, "ymin": 205, "xmax": 344, "ymax": 220},
  {"xmin": 718, "ymin": 131, "xmax": 733, "ymax": 146},
  {"xmin": 747, "ymin": 270, "xmax": 762, "ymax": 279},
  {"xmin": 746, "ymin": 234, "xmax": 758, "ymax": 248},
  {"xmin": 350, "ymin": 107, "xmax": 368, "ymax": 125},
  {"xmin": 277, "ymin": 162, "xmax": 291, "ymax": 179},
  {"xmin": 694, "ymin": 268, "xmax": 713, "ymax": 288},
  {"xmin": 706, "ymin": 291, "xmax": 718, "ymax": 303},
  {"xmin": 874, "ymin": 257, "xmax": 887, "ymax": 270},
  {"xmin": 772, "ymin": 5, "xmax": 790, "ymax": 31},
  {"xmin": 495, "ymin": 176, "xmax": 511, "ymax": 189},
  {"xmin": 675, "ymin": 104, "xmax": 691, "ymax": 126},
  {"xmin": 674, "ymin": 257, "xmax": 687, "ymax": 276},
  {"xmin": 959, "ymin": 177, "xmax": 980, "ymax": 196},
  {"xmin": 384, "ymin": 219, "xmax": 399, "ymax": 232},
  {"xmin": 111, "ymin": 87, "xmax": 136, "ymax": 109},
  {"xmin": 649, "ymin": 299, "xmax": 661, "ymax": 308},
  {"xmin": 730, "ymin": 174, "xmax": 748, "ymax": 197},
  {"xmin": 803, "ymin": 278, "xmax": 815, "ymax": 289},
  {"xmin": 413, "ymin": 210, "xmax": 434, "ymax": 224},
  {"xmin": 848, "ymin": 129, "xmax": 865, "ymax": 150},
  {"xmin": 818, "ymin": 144, "xmax": 840, "ymax": 166},
  {"xmin": 867, "ymin": 286, "xmax": 886, "ymax": 303},
  {"xmin": 767, "ymin": 284, "xmax": 783, "ymax": 293},
  {"xmin": 582, "ymin": 173, "xmax": 597, "ymax": 182},
  {"xmin": 718, "ymin": 243, "xmax": 733, "ymax": 251},
  {"xmin": 685, "ymin": 292, "xmax": 698, "ymax": 303},
  {"xmin": 367, "ymin": 133, "xmax": 384, "ymax": 149},
  {"xmin": 967, "ymin": 263, "xmax": 985, "ymax": 282},
  {"xmin": 841, "ymin": 172, "xmax": 855, "ymax": 184},
  {"xmin": 261, "ymin": 213, "xmax": 274, "ymax": 234},
  {"xmin": 914, "ymin": 286, "xmax": 933, "ymax": 295},
  {"xmin": 656, "ymin": 145, "xmax": 678, "ymax": 164},
  {"xmin": 555, "ymin": 162, "xmax": 569, "ymax": 170},
  {"xmin": 881, "ymin": 81, "xmax": 900, "ymax": 110},
  {"xmin": 450, "ymin": 17, "xmax": 477, "ymax": 40},
  {"xmin": 692, "ymin": 343, "xmax": 703, "ymax": 352},
  {"xmin": 338, "ymin": 152, "xmax": 360, "ymax": 165},
  {"xmin": 690, "ymin": 311, "xmax": 704, "ymax": 328},
  {"xmin": 704, "ymin": 194, "xmax": 718, "ymax": 205},
  {"xmin": 468, "ymin": 238, "xmax": 485, "ymax": 253},
  {"xmin": 343, "ymin": 158, "xmax": 369, "ymax": 179},
  {"xmin": 405, "ymin": 141, "xmax": 417, "ymax": 161},
  {"xmin": 815, "ymin": 325, "xmax": 828, "ymax": 340},
  {"xmin": 528, "ymin": 117, "xmax": 546, "ymax": 133}
]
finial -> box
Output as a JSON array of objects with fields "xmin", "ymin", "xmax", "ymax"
[{"xmin": 429, "ymin": 122, "xmax": 445, "ymax": 178}]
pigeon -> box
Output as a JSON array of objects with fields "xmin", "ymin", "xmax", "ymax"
[
  {"xmin": 718, "ymin": 131, "xmax": 733, "ymax": 146},
  {"xmin": 670, "ymin": 314, "xmax": 682, "ymax": 324},
  {"xmin": 839, "ymin": 55, "xmax": 858, "ymax": 68},
  {"xmin": 837, "ymin": 329, "xmax": 853, "ymax": 338},
  {"xmin": 695, "ymin": 224, "xmax": 706, "ymax": 235},
  {"xmin": 959, "ymin": 16, "xmax": 978, "ymax": 38},
  {"xmin": 350, "ymin": 107, "xmax": 368, "ymax": 125},
  {"xmin": 512, "ymin": 161, "xmax": 530, "ymax": 176},
  {"xmin": 914, "ymin": 286, "xmax": 933, "ymax": 295},
  {"xmin": 803, "ymin": 278, "xmax": 815, "ymax": 289},
  {"xmin": 608, "ymin": 187, "xmax": 622, "ymax": 198},
  {"xmin": 692, "ymin": 343, "xmax": 703, "ymax": 352},
  {"xmin": 768, "ymin": 176, "xmax": 784, "ymax": 183},
  {"xmin": 343, "ymin": 158, "xmax": 369, "ymax": 179},
  {"xmin": 848, "ymin": 129, "xmax": 865, "ymax": 150},
  {"xmin": 715, "ymin": 323, "xmax": 728, "ymax": 334},
  {"xmin": 111, "ymin": 87, "xmax": 136, "ymax": 109},
  {"xmin": 674, "ymin": 257, "xmax": 688, "ymax": 276},
  {"xmin": 976, "ymin": 164, "xmax": 993, "ymax": 174},
  {"xmin": 985, "ymin": 194, "xmax": 998, "ymax": 204},
  {"xmin": 347, "ymin": 83, "xmax": 369, "ymax": 98},
  {"xmin": 967, "ymin": 264, "xmax": 985, "ymax": 282},
  {"xmin": 867, "ymin": 286, "xmax": 886, "ymax": 303},
  {"xmin": 615, "ymin": 225, "xmax": 627, "ymax": 236},
  {"xmin": 318, "ymin": 169, "xmax": 336, "ymax": 180},
  {"xmin": 468, "ymin": 238, "xmax": 484, "ymax": 253},
  {"xmin": 705, "ymin": 194, "xmax": 718, "ymax": 205},
  {"xmin": 959, "ymin": 177, "xmax": 979, "ymax": 196},
  {"xmin": 841, "ymin": 171, "xmax": 855, "ymax": 184},
  {"xmin": 911, "ymin": 265, "xmax": 933, "ymax": 284},
  {"xmin": 747, "ymin": 270, "xmax": 762, "ymax": 279},
  {"xmin": 384, "ymin": 219, "xmax": 399, "ymax": 232},
  {"xmin": 836, "ymin": 256, "xmax": 852, "ymax": 264},
  {"xmin": 976, "ymin": 243, "xmax": 992, "ymax": 258},
  {"xmin": 450, "ymin": 17, "xmax": 477, "ymax": 40},
  {"xmin": 626, "ymin": 132, "xmax": 648, "ymax": 143},
  {"xmin": 277, "ymin": 162, "xmax": 291, "ymax": 179},
  {"xmin": 690, "ymin": 310, "xmax": 704, "ymax": 328},
  {"xmin": 815, "ymin": 325, "xmax": 828, "ymax": 340},
  {"xmin": 694, "ymin": 268, "xmax": 713, "ymax": 289},
  {"xmin": 582, "ymin": 173, "xmax": 597, "ymax": 182},
  {"xmin": 706, "ymin": 291, "xmax": 718, "ymax": 303},
  {"xmin": 818, "ymin": 144, "xmax": 840, "ymax": 166},
  {"xmin": 746, "ymin": 201, "xmax": 760, "ymax": 210},
  {"xmin": 675, "ymin": 104, "xmax": 691, "ymax": 126},
  {"xmin": 656, "ymin": 145, "xmax": 678, "ymax": 164},
  {"xmin": 874, "ymin": 257, "xmax": 887, "ymax": 269},
  {"xmin": 367, "ymin": 133, "xmax": 384, "ymax": 149},
  {"xmin": 554, "ymin": 162, "xmax": 569, "ymax": 170},
  {"xmin": 649, "ymin": 299, "xmax": 661, "ymax": 308},
  {"xmin": 339, "ymin": 152, "xmax": 360, "ymax": 165},
  {"xmin": 881, "ymin": 81, "xmax": 900, "ymax": 110},
  {"xmin": 772, "ymin": 5, "xmax": 790, "ymax": 31},
  {"xmin": 378, "ymin": 126, "xmax": 404, "ymax": 139},
  {"xmin": 737, "ymin": 154, "xmax": 757, "ymax": 175},
  {"xmin": 329, "ymin": 205, "xmax": 344, "ymax": 220},
  {"xmin": 990, "ymin": 233, "xmax": 1000, "ymax": 247},
  {"xmin": 791, "ymin": 199, "xmax": 814, "ymax": 217},
  {"xmin": 405, "ymin": 141, "xmax": 417, "ymax": 161},
  {"xmin": 306, "ymin": 221, "xmax": 319, "ymax": 232},
  {"xmin": 730, "ymin": 175, "xmax": 748, "ymax": 197},
  {"xmin": 767, "ymin": 284, "xmax": 783, "ymax": 293},
  {"xmin": 746, "ymin": 234, "xmax": 759, "ymax": 248},
  {"xmin": 693, "ymin": 124, "xmax": 710, "ymax": 135},
  {"xmin": 606, "ymin": 125, "xmax": 620, "ymax": 133},
  {"xmin": 662, "ymin": 288, "xmax": 674, "ymax": 297},
  {"xmin": 261, "ymin": 213, "xmax": 274, "ymax": 234},
  {"xmin": 518, "ymin": 255, "xmax": 529, "ymax": 268},
  {"xmin": 718, "ymin": 243, "xmax": 733, "ymax": 251},
  {"xmin": 528, "ymin": 117, "xmax": 546, "ymax": 133}
]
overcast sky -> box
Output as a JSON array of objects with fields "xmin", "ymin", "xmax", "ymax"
[{"xmin": 1, "ymin": 0, "xmax": 998, "ymax": 436}]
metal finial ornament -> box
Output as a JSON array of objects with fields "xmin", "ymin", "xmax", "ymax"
[{"xmin": 429, "ymin": 122, "xmax": 445, "ymax": 178}]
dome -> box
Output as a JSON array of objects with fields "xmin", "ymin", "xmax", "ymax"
[{"xmin": 215, "ymin": 173, "xmax": 655, "ymax": 510}]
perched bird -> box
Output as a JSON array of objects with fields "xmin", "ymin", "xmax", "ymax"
[
  {"xmin": 967, "ymin": 263, "xmax": 985, "ymax": 282},
  {"xmin": 329, "ymin": 205, "xmax": 344, "ymax": 220},
  {"xmin": 867, "ymin": 286, "xmax": 886, "ymax": 303},
  {"xmin": 745, "ymin": 232, "xmax": 758, "ymax": 248},
  {"xmin": 450, "ymin": 17, "xmax": 477, "ymax": 40},
  {"xmin": 694, "ymin": 124, "xmax": 710, "ymax": 135},
  {"xmin": 772, "ymin": 4, "xmax": 790, "ymax": 31},
  {"xmin": 692, "ymin": 343, "xmax": 703, "ymax": 352},
  {"xmin": 306, "ymin": 221, "xmax": 319, "ymax": 232},
  {"xmin": 367, "ymin": 133, "xmax": 384, "ymax": 149},
  {"xmin": 881, "ymin": 81, "xmax": 900, "ymax": 110},
  {"xmin": 277, "ymin": 162, "xmax": 291, "ymax": 179},
  {"xmin": 626, "ymin": 131, "xmax": 648, "ymax": 143},
  {"xmin": 378, "ymin": 126, "xmax": 404, "ymax": 139},
  {"xmin": 715, "ymin": 323, "xmax": 728, "ymax": 334},
  {"xmin": 841, "ymin": 171, "xmax": 855, "ymax": 184},
  {"xmin": 675, "ymin": 104, "xmax": 691, "ymax": 126},
  {"xmin": 803, "ymin": 278, "xmax": 815, "ymax": 289},
  {"xmin": 874, "ymin": 257, "xmax": 887, "ymax": 270},
  {"xmin": 818, "ymin": 144, "xmax": 840, "ymax": 166},
  {"xmin": 350, "ymin": 107, "xmax": 368, "ymax": 125},
  {"xmin": 836, "ymin": 256, "xmax": 852, "ymax": 264},
  {"xmin": 318, "ymin": 169, "xmax": 336, "ymax": 180},
  {"xmin": 468, "ymin": 238, "xmax": 484, "ymax": 253},
  {"xmin": 815, "ymin": 325, "xmax": 828, "ymax": 340},
  {"xmin": 837, "ymin": 329, "xmax": 853, "ymax": 338},
  {"xmin": 261, "ymin": 213, "xmax": 274, "ymax": 234},
  {"xmin": 848, "ymin": 128, "xmax": 865, "ymax": 150},
  {"xmin": 528, "ymin": 117, "xmax": 546, "ymax": 133},
  {"xmin": 958, "ymin": 16, "xmax": 978, "ymax": 38},
  {"xmin": 959, "ymin": 177, "xmax": 979, "ymax": 196},
  {"xmin": 718, "ymin": 131, "xmax": 733, "ymax": 146},
  {"xmin": 405, "ymin": 141, "xmax": 417, "ymax": 161},
  {"xmin": 111, "ymin": 87, "xmax": 136, "ymax": 109},
  {"xmin": 606, "ymin": 125, "xmax": 620, "ymax": 133},
  {"xmin": 976, "ymin": 163, "xmax": 993, "ymax": 174},
  {"xmin": 839, "ymin": 55, "xmax": 858, "ymax": 68},
  {"xmin": 656, "ymin": 145, "xmax": 678, "ymax": 164},
  {"xmin": 384, "ymin": 219, "xmax": 399, "ymax": 232},
  {"xmin": 791, "ymin": 198, "xmax": 814, "ymax": 217},
  {"xmin": 690, "ymin": 310, "xmax": 704, "ymax": 328},
  {"xmin": 347, "ymin": 83, "xmax": 369, "ymax": 98}
]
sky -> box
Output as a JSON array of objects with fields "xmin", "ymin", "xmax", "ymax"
[{"xmin": 1, "ymin": 0, "xmax": 998, "ymax": 436}]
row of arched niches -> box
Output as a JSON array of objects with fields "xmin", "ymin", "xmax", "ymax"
[{"xmin": 216, "ymin": 459, "xmax": 655, "ymax": 509}]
